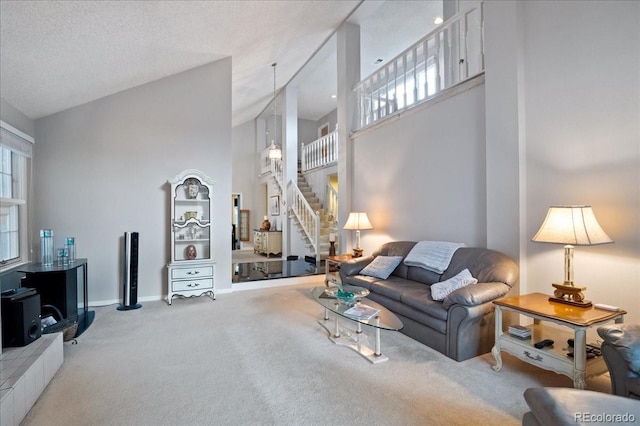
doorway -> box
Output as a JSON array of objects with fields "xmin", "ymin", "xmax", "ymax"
[{"xmin": 232, "ymin": 193, "xmax": 241, "ymax": 250}]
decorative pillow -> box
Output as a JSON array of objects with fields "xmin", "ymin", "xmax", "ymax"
[
  {"xmin": 359, "ymin": 256, "xmax": 404, "ymax": 280},
  {"xmin": 430, "ymin": 268, "xmax": 478, "ymax": 301}
]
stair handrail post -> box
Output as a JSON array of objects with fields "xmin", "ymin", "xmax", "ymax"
[
  {"xmin": 314, "ymin": 210, "xmax": 320, "ymax": 265},
  {"xmin": 301, "ymin": 142, "xmax": 307, "ymax": 172}
]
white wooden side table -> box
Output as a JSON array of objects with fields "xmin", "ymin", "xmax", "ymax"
[{"xmin": 491, "ymin": 292, "xmax": 626, "ymax": 389}]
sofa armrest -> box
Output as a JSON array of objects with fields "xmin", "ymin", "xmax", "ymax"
[
  {"xmin": 443, "ymin": 282, "xmax": 510, "ymax": 308},
  {"xmin": 338, "ymin": 256, "xmax": 374, "ymax": 279},
  {"xmin": 523, "ymin": 387, "xmax": 640, "ymax": 426}
]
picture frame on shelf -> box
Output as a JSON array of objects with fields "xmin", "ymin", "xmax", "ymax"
[
  {"xmin": 184, "ymin": 178, "xmax": 200, "ymax": 199},
  {"xmin": 270, "ymin": 195, "xmax": 280, "ymax": 216}
]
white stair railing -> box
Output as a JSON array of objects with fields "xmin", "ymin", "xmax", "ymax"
[
  {"xmin": 355, "ymin": 1, "xmax": 484, "ymax": 129},
  {"xmin": 271, "ymin": 158, "xmax": 284, "ymax": 193},
  {"xmin": 287, "ymin": 179, "xmax": 320, "ymax": 263},
  {"xmin": 301, "ymin": 129, "xmax": 338, "ymax": 172},
  {"xmin": 259, "ymin": 147, "xmax": 271, "ymax": 176}
]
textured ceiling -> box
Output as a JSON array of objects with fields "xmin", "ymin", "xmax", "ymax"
[
  {"xmin": 0, "ymin": 0, "xmax": 360, "ymax": 126},
  {"xmin": 0, "ymin": 0, "xmax": 443, "ymax": 127}
]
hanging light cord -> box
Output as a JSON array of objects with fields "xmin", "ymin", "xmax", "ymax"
[{"xmin": 272, "ymin": 62, "xmax": 277, "ymax": 144}]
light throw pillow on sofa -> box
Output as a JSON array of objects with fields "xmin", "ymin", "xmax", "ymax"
[
  {"xmin": 430, "ymin": 268, "xmax": 478, "ymax": 301},
  {"xmin": 359, "ymin": 256, "xmax": 404, "ymax": 279}
]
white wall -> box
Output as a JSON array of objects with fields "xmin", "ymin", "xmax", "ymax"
[
  {"xmin": 298, "ymin": 118, "xmax": 318, "ymax": 154},
  {"xmin": 315, "ymin": 109, "xmax": 338, "ymax": 135},
  {"xmin": 345, "ymin": 1, "xmax": 639, "ymax": 325},
  {"xmin": 34, "ymin": 59, "xmax": 232, "ymax": 304},
  {"xmin": 232, "ymin": 120, "xmax": 262, "ymax": 232},
  {"xmin": 1, "ymin": 98, "xmax": 35, "ymax": 138},
  {"xmin": 351, "ymin": 84, "xmax": 487, "ymax": 252},
  {"xmin": 522, "ymin": 1, "xmax": 640, "ymax": 322}
]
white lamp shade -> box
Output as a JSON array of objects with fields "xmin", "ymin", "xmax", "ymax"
[
  {"xmin": 532, "ymin": 205, "xmax": 613, "ymax": 245},
  {"xmin": 268, "ymin": 143, "xmax": 282, "ymax": 160},
  {"xmin": 343, "ymin": 212, "xmax": 373, "ymax": 230}
]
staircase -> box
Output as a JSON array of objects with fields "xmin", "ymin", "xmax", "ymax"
[{"xmin": 290, "ymin": 172, "xmax": 336, "ymax": 263}]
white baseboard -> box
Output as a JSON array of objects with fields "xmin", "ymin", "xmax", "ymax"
[{"xmin": 87, "ymin": 276, "xmax": 323, "ymax": 306}]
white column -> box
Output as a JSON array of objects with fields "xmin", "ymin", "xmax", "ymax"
[
  {"xmin": 336, "ymin": 22, "xmax": 360, "ymax": 253},
  {"xmin": 282, "ymin": 85, "xmax": 298, "ymax": 257},
  {"xmin": 484, "ymin": 1, "xmax": 526, "ymax": 294}
]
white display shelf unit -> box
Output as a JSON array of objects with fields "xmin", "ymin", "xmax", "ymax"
[{"xmin": 166, "ymin": 169, "xmax": 216, "ymax": 305}]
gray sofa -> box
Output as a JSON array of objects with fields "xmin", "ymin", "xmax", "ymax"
[{"xmin": 339, "ymin": 241, "xmax": 519, "ymax": 361}]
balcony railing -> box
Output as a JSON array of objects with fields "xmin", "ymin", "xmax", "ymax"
[
  {"xmin": 301, "ymin": 129, "xmax": 338, "ymax": 172},
  {"xmin": 355, "ymin": 1, "xmax": 484, "ymax": 129}
]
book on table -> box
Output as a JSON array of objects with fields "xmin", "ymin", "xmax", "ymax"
[
  {"xmin": 344, "ymin": 304, "xmax": 380, "ymax": 321},
  {"xmin": 508, "ymin": 324, "xmax": 531, "ymax": 339}
]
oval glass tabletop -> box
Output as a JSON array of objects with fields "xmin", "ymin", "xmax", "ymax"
[{"xmin": 311, "ymin": 286, "xmax": 403, "ymax": 331}]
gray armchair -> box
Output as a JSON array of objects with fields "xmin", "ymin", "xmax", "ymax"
[
  {"xmin": 522, "ymin": 387, "xmax": 640, "ymax": 426},
  {"xmin": 597, "ymin": 323, "xmax": 640, "ymax": 399}
]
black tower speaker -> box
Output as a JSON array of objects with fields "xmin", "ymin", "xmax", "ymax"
[
  {"xmin": 1, "ymin": 288, "xmax": 42, "ymax": 348},
  {"xmin": 118, "ymin": 231, "xmax": 141, "ymax": 311}
]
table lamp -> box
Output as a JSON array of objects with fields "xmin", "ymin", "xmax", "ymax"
[
  {"xmin": 532, "ymin": 205, "xmax": 613, "ymax": 307},
  {"xmin": 343, "ymin": 212, "xmax": 373, "ymax": 257}
]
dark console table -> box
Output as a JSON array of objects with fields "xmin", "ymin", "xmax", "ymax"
[{"xmin": 18, "ymin": 259, "xmax": 94, "ymax": 338}]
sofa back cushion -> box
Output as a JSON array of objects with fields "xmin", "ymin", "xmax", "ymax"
[
  {"xmin": 442, "ymin": 247, "xmax": 519, "ymax": 288},
  {"xmin": 406, "ymin": 266, "xmax": 441, "ymax": 285},
  {"xmin": 371, "ymin": 241, "xmax": 417, "ymax": 279}
]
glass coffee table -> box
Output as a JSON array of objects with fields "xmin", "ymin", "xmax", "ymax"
[{"xmin": 311, "ymin": 286, "xmax": 403, "ymax": 363}]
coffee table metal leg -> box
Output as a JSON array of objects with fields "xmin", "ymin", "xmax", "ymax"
[
  {"xmin": 317, "ymin": 316, "xmax": 389, "ymax": 364},
  {"xmin": 374, "ymin": 316, "xmax": 381, "ymax": 356}
]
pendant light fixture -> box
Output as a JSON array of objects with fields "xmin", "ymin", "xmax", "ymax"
[{"xmin": 268, "ymin": 62, "xmax": 282, "ymax": 160}]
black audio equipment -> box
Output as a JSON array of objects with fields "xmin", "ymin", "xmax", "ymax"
[
  {"xmin": 118, "ymin": 232, "xmax": 141, "ymax": 311},
  {"xmin": 1, "ymin": 287, "xmax": 42, "ymax": 347}
]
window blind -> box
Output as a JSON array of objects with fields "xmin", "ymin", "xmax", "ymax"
[{"xmin": 0, "ymin": 122, "xmax": 33, "ymax": 158}]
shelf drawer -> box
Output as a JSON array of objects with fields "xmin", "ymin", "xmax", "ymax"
[
  {"xmin": 172, "ymin": 278, "xmax": 213, "ymax": 292},
  {"xmin": 171, "ymin": 266, "xmax": 213, "ymax": 279}
]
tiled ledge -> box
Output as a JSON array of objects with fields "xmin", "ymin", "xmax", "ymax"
[{"xmin": 0, "ymin": 334, "xmax": 63, "ymax": 426}]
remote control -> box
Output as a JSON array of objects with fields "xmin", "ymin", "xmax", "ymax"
[
  {"xmin": 534, "ymin": 339, "xmax": 554, "ymax": 349},
  {"xmin": 594, "ymin": 303, "xmax": 620, "ymax": 312}
]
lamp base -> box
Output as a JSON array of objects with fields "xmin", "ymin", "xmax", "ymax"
[
  {"xmin": 352, "ymin": 248, "xmax": 363, "ymax": 258},
  {"xmin": 549, "ymin": 282, "xmax": 592, "ymax": 308}
]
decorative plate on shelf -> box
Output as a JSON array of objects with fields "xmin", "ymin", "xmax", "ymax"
[{"xmin": 185, "ymin": 244, "xmax": 197, "ymax": 260}]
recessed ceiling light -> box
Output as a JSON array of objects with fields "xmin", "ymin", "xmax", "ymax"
[
  {"xmin": 434, "ymin": 17, "xmax": 443, "ymax": 25},
  {"xmin": 331, "ymin": 95, "xmax": 337, "ymax": 99}
]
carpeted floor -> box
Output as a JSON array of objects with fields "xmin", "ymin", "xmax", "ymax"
[{"xmin": 23, "ymin": 280, "xmax": 611, "ymax": 425}]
